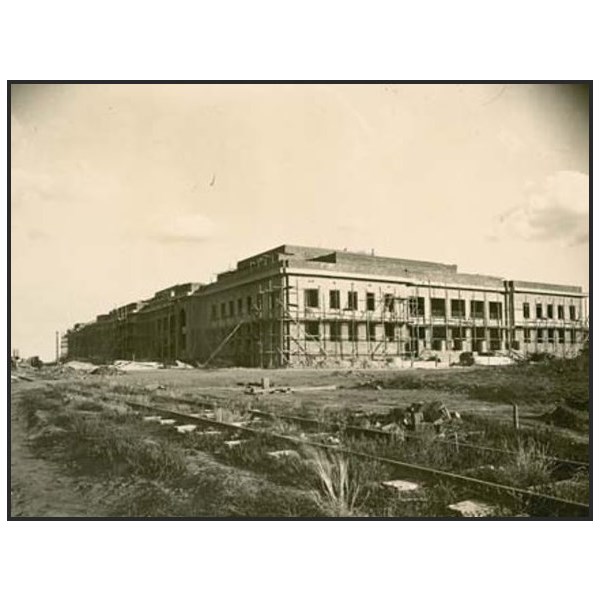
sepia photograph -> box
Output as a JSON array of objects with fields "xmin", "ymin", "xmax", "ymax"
[{"xmin": 9, "ymin": 82, "xmax": 590, "ymax": 519}]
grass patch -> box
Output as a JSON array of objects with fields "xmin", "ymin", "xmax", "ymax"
[{"xmin": 371, "ymin": 354, "xmax": 589, "ymax": 406}]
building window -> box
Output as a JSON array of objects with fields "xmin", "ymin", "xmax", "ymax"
[
  {"xmin": 247, "ymin": 296, "xmax": 252, "ymax": 313},
  {"xmin": 329, "ymin": 290, "xmax": 340, "ymax": 310},
  {"xmin": 220, "ymin": 303, "xmax": 226, "ymax": 318},
  {"xmin": 410, "ymin": 296, "xmax": 425, "ymax": 318},
  {"xmin": 558, "ymin": 329, "xmax": 565, "ymax": 344},
  {"xmin": 489, "ymin": 329, "xmax": 501, "ymax": 351},
  {"xmin": 569, "ymin": 329, "xmax": 576, "ymax": 343},
  {"xmin": 451, "ymin": 328, "xmax": 462, "ymax": 350},
  {"xmin": 367, "ymin": 322, "xmax": 377, "ymax": 341},
  {"xmin": 451, "ymin": 299, "xmax": 466, "ymax": 318},
  {"xmin": 547, "ymin": 304, "xmax": 554, "ymax": 319},
  {"xmin": 523, "ymin": 302, "xmax": 530, "ymax": 319},
  {"xmin": 348, "ymin": 322, "xmax": 358, "ymax": 341},
  {"xmin": 569, "ymin": 305, "xmax": 577, "ymax": 321},
  {"xmin": 524, "ymin": 328, "xmax": 531, "ymax": 343},
  {"xmin": 229, "ymin": 300, "xmax": 234, "ymax": 316},
  {"xmin": 536, "ymin": 303, "xmax": 543, "ymax": 319},
  {"xmin": 558, "ymin": 305, "xmax": 564, "ymax": 319},
  {"xmin": 347, "ymin": 291, "xmax": 358, "ymax": 311},
  {"xmin": 305, "ymin": 321, "xmax": 320, "ymax": 340},
  {"xmin": 211, "ymin": 304, "xmax": 217, "ymax": 320},
  {"xmin": 384, "ymin": 294, "xmax": 395, "ymax": 313},
  {"xmin": 431, "ymin": 298, "xmax": 446, "ymax": 318},
  {"xmin": 384, "ymin": 322, "xmax": 395, "ymax": 341},
  {"xmin": 547, "ymin": 328, "xmax": 555, "ymax": 344},
  {"xmin": 237, "ymin": 298, "xmax": 243, "ymax": 314},
  {"xmin": 366, "ymin": 292, "xmax": 375, "ymax": 311},
  {"xmin": 489, "ymin": 302, "xmax": 502, "ymax": 321},
  {"xmin": 330, "ymin": 322, "xmax": 341, "ymax": 342},
  {"xmin": 305, "ymin": 289, "xmax": 319, "ymax": 308},
  {"xmin": 470, "ymin": 300, "xmax": 484, "ymax": 319},
  {"xmin": 537, "ymin": 329, "xmax": 545, "ymax": 343},
  {"xmin": 256, "ymin": 294, "xmax": 263, "ymax": 311}
]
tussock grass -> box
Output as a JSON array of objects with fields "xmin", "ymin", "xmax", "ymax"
[
  {"xmin": 303, "ymin": 448, "xmax": 369, "ymax": 517},
  {"xmin": 500, "ymin": 439, "xmax": 553, "ymax": 489}
]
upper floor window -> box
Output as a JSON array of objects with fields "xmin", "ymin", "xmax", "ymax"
[
  {"xmin": 569, "ymin": 305, "xmax": 577, "ymax": 321},
  {"xmin": 489, "ymin": 302, "xmax": 502, "ymax": 321},
  {"xmin": 347, "ymin": 291, "xmax": 358, "ymax": 311},
  {"xmin": 431, "ymin": 298, "xmax": 446, "ymax": 318},
  {"xmin": 451, "ymin": 299, "xmax": 466, "ymax": 318},
  {"xmin": 470, "ymin": 300, "xmax": 484, "ymax": 319},
  {"xmin": 329, "ymin": 289, "xmax": 340, "ymax": 310},
  {"xmin": 366, "ymin": 292, "xmax": 375, "ymax": 311},
  {"xmin": 522, "ymin": 302, "xmax": 530, "ymax": 319},
  {"xmin": 536, "ymin": 303, "xmax": 543, "ymax": 319},
  {"xmin": 304, "ymin": 289, "xmax": 319, "ymax": 308},
  {"xmin": 558, "ymin": 305, "xmax": 564, "ymax": 319},
  {"xmin": 384, "ymin": 294, "xmax": 395, "ymax": 313},
  {"xmin": 547, "ymin": 304, "xmax": 554, "ymax": 319}
]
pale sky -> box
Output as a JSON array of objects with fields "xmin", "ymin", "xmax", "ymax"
[{"xmin": 11, "ymin": 83, "xmax": 589, "ymax": 360}]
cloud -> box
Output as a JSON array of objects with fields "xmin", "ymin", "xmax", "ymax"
[
  {"xmin": 151, "ymin": 213, "xmax": 218, "ymax": 243},
  {"xmin": 489, "ymin": 171, "xmax": 588, "ymax": 246}
]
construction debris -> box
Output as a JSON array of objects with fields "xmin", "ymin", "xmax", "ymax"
[
  {"xmin": 448, "ymin": 500, "xmax": 496, "ymax": 517},
  {"xmin": 244, "ymin": 383, "xmax": 337, "ymax": 395},
  {"xmin": 143, "ymin": 416, "xmax": 163, "ymax": 422},
  {"xmin": 223, "ymin": 440, "xmax": 245, "ymax": 448},
  {"xmin": 113, "ymin": 360, "xmax": 163, "ymax": 371},
  {"xmin": 175, "ymin": 424, "xmax": 197, "ymax": 434},
  {"xmin": 381, "ymin": 480, "xmax": 420, "ymax": 493},
  {"xmin": 64, "ymin": 360, "xmax": 97, "ymax": 372},
  {"xmin": 245, "ymin": 385, "xmax": 292, "ymax": 395},
  {"xmin": 267, "ymin": 449, "xmax": 301, "ymax": 460}
]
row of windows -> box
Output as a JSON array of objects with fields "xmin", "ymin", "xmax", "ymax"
[
  {"xmin": 305, "ymin": 323, "xmax": 506, "ymax": 343},
  {"xmin": 306, "ymin": 321, "xmax": 401, "ymax": 342},
  {"xmin": 211, "ymin": 293, "xmax": 280, "ymax": 320},
  {"xmin": 305, "ymin": 290, "xmax": 502, "ymax": 320},
  {"xmin": 522, "ymin": 302, "xmax": 577, "ymax": 321},
  {"xmin": 523, "ymin": 328, "xmax": 578, "ymax": 343}
]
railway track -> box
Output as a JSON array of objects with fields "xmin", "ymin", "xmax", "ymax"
[
  {"xmin": 142, "ymin": 391, "xmax": 589, "ymax": 470},
  {"xmin": 121, "ymin": 395, "xmax": 589, "ymax": 518}
]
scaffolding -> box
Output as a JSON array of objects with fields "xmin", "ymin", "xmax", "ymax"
[{"xmin": 201, "ymin": 271, "xmax": 588, "ymax": 368}]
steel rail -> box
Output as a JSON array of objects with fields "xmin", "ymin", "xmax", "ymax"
[
  {"xmin": 142, "ymin": 392, "xmax": 588, "ymax": 468},
  {"xmin": 124, "ymin": 398, "xmax": 589, "ymax": 518}
]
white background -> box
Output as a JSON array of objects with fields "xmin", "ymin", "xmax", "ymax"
[{"xmin": 1, "ymin": 1, "xmax": 597, "ymax": 599}]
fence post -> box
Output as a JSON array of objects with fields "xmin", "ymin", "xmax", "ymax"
[{"xmin": 512, "ymin": 403, "xmax": 520, "ymax": 430}]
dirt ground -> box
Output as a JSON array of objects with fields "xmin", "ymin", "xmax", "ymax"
[
  {"xmin": 9, "ymin": 378, "xmax": 322, "ymax": 518},
  {"xmin": 9, "ymin": 363, "xmax": 590, "ymax": 517},
  {"xmin": 10, "ymin": 382, "xmax": 111, "ymax": 517}
]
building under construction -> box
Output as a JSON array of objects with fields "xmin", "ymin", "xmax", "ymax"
[{"xmin": 66, "ymin": 244, "xmax": 589, "ymax": 367}]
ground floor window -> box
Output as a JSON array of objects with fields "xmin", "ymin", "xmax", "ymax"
[{"xmin": 305, "ymin": 321, "xmax": 320, "ymax": 340}]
